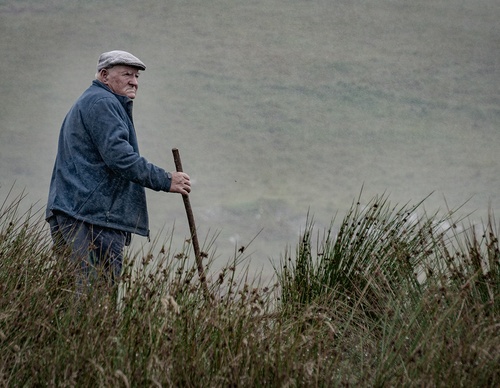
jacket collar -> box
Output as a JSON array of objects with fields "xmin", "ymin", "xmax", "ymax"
[
  {"xmin": 92, "ymin": 79, "xmax": 134, "ymax": 119},
  {"xmin": 92, "ymin": 79, "xmax": 132, "ymax": 103}
]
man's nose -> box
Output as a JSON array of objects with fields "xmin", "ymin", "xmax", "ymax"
[{"xmin": 130, "ymin": 77, "xmax": 138, "ymax": 86}]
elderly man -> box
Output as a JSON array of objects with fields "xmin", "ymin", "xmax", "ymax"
[{"xmin": 46, "ymin": 50, "xmax": 190, "ymax": 286}]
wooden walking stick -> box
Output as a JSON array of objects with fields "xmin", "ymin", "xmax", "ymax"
[{"xmin": 172, "ymin": 148, "xmax": 210, "ymax": 299}]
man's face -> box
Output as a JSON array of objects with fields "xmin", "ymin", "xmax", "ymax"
[{"xmin": 101, "ymin": 65, "xmax": 140, "ymax": 99}]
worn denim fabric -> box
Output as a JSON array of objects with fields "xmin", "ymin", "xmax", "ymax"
[
  {"xmin": 49, "ymin": 212, "xmax": 128, "ymax": 286},
  {"xmin": 46, "ymin": 80, "xmax": 172, "ymax": 237}
]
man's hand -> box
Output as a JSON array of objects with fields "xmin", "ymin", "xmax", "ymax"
[{"xmin": 169, "ymin": 172, "xmax": 191, "ymax": 195}]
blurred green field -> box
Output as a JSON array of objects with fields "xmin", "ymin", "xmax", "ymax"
[{"xmin": 0, "ymin": 0, "xmax": 498, "ymax": 271}]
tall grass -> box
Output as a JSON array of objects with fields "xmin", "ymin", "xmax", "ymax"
[
  {"xmin": 277, "ymin": 193, "xmax": 499, "ymax": 386},
  {"xmin": 0, "ymin": 190, "xmax": 498, "ymax": 386}
]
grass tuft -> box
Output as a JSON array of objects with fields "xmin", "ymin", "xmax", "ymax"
[{"xmin": 0, "ymin": 190, "xmax": 499, "ymax": 386}]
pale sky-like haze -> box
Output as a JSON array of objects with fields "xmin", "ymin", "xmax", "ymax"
[{"xmin": 1, "ymin": 0, "xmax": 499, "ymax": 273}]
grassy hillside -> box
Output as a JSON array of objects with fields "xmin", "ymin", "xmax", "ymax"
[
  {"xmin": 0, "ymin": 0, "xmax": 498, "ymax": 269},
  {"xmin": 1, "ymin": 188, "xmax": 499, "ymax": 386}
]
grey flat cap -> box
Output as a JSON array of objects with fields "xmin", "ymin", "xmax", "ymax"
[{"xmin": 97, "ymin": 50, "xmax": 146, "ymax": 72}]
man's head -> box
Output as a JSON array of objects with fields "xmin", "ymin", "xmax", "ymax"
[{"xmin": 95, "ymin": 50, "xmax": 146, "ymax": 99}]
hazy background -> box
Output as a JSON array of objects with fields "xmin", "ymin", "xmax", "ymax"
[{"xmin": 1, "ymin": 0, "xmax": 499, "ymax": 274}]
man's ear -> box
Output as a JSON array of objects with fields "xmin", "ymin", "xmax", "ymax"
[{"xmin": 100, "ymin": 69, "xmax": 109, "ymax": 83}]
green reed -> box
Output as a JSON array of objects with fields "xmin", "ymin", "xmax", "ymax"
[{"xmin": 0, "ymin": 189, "xmax": 498, "ymax": 386}]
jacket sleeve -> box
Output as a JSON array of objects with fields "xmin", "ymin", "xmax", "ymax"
[{"xmin": 85, "ymin": 97, "xmax": 171, "ymax": 192}]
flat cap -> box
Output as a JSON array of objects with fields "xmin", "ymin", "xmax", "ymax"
[{"xmin": 96, "ymin": 50, "xmax": 146, "ymax": 72}]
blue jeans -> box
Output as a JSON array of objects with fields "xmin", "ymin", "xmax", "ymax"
[{"xmin": 48, "ymin": 212, "xmax": 129, "ymax": 288}]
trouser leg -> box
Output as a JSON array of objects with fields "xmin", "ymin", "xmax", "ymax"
[
  {"xmin": 89, "ymin": 225, "xmax": 126, "ymax": 284},
  {"xmin": 48, "ymin": 213, "xmax": 126, "ymax": 288}
]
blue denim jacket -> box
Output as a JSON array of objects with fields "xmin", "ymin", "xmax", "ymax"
[{"xmin": 46, "ymin": 80, "xmax": 171, "ymax": 237}]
